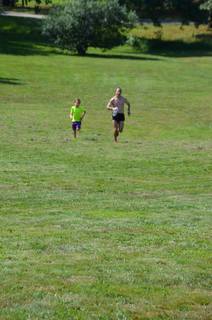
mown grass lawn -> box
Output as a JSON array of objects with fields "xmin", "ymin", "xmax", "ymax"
[{"xmin": 0, "ymin": 16, "xmax": 212, "ymax": 320}]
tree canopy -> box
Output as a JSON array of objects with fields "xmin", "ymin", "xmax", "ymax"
[
  {"xmin": 200, "ymin": 0, "xmax": 212, "ymax": 27},
  {"xmin": 2, "ymin": 0, "xmax": 211, "ymax": 27},
  {"xmin": 120, "ymin": 0, "xmax": 208, "ymax": 25},
  {"xmin": 42, "ymin": 0, "xmax": 137, "ymax": 55}
]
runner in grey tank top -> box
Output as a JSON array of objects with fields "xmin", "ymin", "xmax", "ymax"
[{"xmin": 107, "ymin": 87, "xmax": 131, "ymax": 142}]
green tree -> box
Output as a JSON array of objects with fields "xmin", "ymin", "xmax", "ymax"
[
  {"xmin": 167, "ymin": 0, "xmax": 205, "ymax": 24},
  {"xmin": 2, "ymin": 0, "xmax": 15, "ymax": 6},
  {"xmin": 200, "ymin": 0, "xmax": 212, "ymax": 27},
  {"xmin": 2, "ymin": 0, "xmax": 51, "ymax": 8},
  {"xmin": 120, "ymin": 0, "xmax": 207, "ymax": 25},
  {"xmin": 120, "ymin": 0, "xmax": 166, "ymax": 24},
  {"xmin": 42, "ymin": 0, "xmax": 137, "ymax": 55},
  {"xmin": 34, "ymin": 0, "xmax": 52, "ymax": 14}
]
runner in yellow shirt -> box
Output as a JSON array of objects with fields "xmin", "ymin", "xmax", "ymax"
[{"xmin": 70, "ymin": 98, "xmax": 86, "ymax": 138}]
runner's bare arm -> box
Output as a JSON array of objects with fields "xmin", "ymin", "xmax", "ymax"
[
  {"xmin": 125, "ymin": 98, "xmax": 131, "ymax": 115},
  {"xmin": 81, "ymin": 111, "xmax": 86, "ymax": 121},
  {"xmin": 107, "ymin": 98, "xmax": 114, "ymax": 111}
]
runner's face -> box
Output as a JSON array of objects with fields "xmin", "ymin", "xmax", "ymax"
[{"xmin": 115, "ymin": 89, "xmax": 121, "ymax": 97}]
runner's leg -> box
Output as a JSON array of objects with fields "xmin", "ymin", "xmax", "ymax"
[
  {"xmin": 113, "ymin": 120, "xmax": 119, "ymax": 142},
  {"xmin": 76, "ymin": 122, "xmax": 81, "ymax": 138},
  {"xmin": 119, "ymin": 121, "xmax": 124, "ymax": 133},
  {"xmin": 72, "ymin": 123, "xmax": 77, "ymax": 138}
]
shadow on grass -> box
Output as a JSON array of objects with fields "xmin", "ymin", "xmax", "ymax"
[
  {"xmin": 195, "ymin": 33, "xmax": 212, "ymax": 42},
  {"xmin": 85, "ymin": 52, "xmax": 159, "ymax": 61},
  {"xmin": 0, "ymin": 77, "xmax": 24, "ymax": 85},
  {"xmin": 137, "ymin": 38, "xmax": 212, "ymax": 57},
  {"xmin": 0, "ymin": 15, "xmax": 50, "ymax": 56}
]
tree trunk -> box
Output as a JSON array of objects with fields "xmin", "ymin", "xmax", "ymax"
[
  {"xmin": 76, "ymin": 45, "xmax": 87, "ymax": 56},
  {"xmin": 208, "ymin": 12, "xmax": 212, "ymax": 29}
]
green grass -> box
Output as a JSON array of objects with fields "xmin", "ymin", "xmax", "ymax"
[
  {"xmin": 132, "ymin": 24, "xmax": 212, "ymax": 42},
  {"xmin": 0, "ymin": 16, "xmax": 212, "ymax": 320}
]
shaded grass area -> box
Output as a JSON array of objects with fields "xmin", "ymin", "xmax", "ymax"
[
  {"xmin": 0, "ymin": 16, "xmax": 212, "ymax": 320},
  {"xmin": 0, "ymin": 77, "xmax": 24, "ymax": 85},
  {"xmin": 130, "ymin": 24, "xmax": 212, "ymax": 57},
  {"xmin": 139, "ymin": 38, "xmax": 212, "ymax": 57},
  {"xmin": 0, "ymin": 16, "xmax": 49, "ymax": 56}
]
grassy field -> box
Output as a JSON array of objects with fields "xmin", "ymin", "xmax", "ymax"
[
  {"xmin": 132, "ymin": 24, "xmax": 212, "ymax": 42},
  {"xmin": 0, "ymin": 16, "xmax": 212, "ymax": 320}
]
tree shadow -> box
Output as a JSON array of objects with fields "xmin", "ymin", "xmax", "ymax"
[
  {"xmin": 0, "ymin": 37, "xmax": 50, "ymax": 56},
  {"xmin": 195, "ymin": 33, "xmax": 212, "ymax": 42},
  {"xmin": 0, "ymin": 16, "xmax": 50, "ymax": 56},
  {"xmin": 0, "ymin": 77, "xmax": 24, "ymax": 85},
  {"xmin": 85, "ymin": 52, "xmax": 160, "ymax": 61},
  {"xmin": 141, "ymin": 38, "xmax": 212, "ymax": 58}
]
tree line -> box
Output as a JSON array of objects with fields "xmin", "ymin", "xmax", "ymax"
[
  {"xmin": 120, "ymin": 0, "xmax": 212, "ymax": 27},
  {"xmin": 41, "ymin": 0, "xmax": 212, "ymax": 56},
  {"xmin": 1, "ymin": 0, "xmax": 211, "ymax": 55},
  {"xmin": 1, "ymin": 0, "xmax": 212, "ymax": 27}
]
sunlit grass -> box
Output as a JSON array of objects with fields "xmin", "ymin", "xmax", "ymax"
[
  {"xmin": 132, "ymin": 24, "xmax": 212, "ymax": 42},
  {"xmin": 0, "ymin": 16, "xmax": 212, "ymax": 320}
]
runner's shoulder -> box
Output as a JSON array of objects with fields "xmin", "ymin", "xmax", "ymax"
[{"xmin": 123, "ymin": 96, "xmax": 129, "ymax": 103}]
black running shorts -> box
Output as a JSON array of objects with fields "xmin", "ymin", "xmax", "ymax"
[{"xmin": 112, "ymin": 113, "xmax": 125, "ymax": 122}]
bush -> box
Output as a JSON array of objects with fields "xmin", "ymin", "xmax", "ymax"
[
  {"xmin": 126, "ymin": 35, "xmax": 150, "ymax": 52},
  {"xmin": 42, "ymin": 0, "xmax": 137, "ymax": 55}
]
